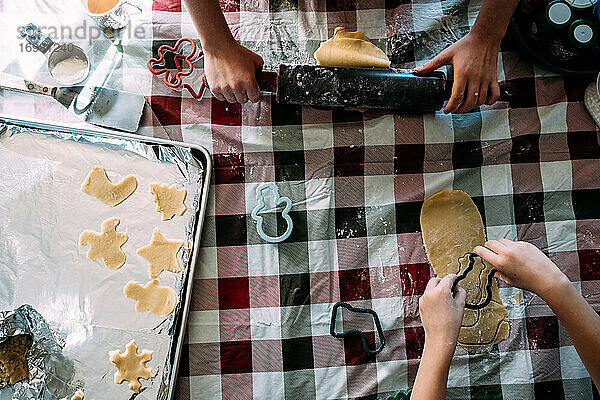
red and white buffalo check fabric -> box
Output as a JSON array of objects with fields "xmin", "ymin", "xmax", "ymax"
[{"xmin": 1, "ymin": 0, "xmax": 600, "ymax": 399}]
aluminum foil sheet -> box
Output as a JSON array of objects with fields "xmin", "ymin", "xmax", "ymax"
[{"xmin": 0, "ymin": 124, "xmax": 203, "ymax": 399}]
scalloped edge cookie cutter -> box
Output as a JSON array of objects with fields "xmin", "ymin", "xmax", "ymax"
[
  {"xmin": 250, "ymin": 183, "xmax": 293, "ymax": 243},
  {"xmin": 451, "ymin": 253, "xmax": 497, "ymax": 310},
  {"xmin": 330, "ymin": 302, "xmax": 385, "ymax": 355},
  {"xmin": 382, "ymin": 390, "xmax": 412, "ymax": 400}
]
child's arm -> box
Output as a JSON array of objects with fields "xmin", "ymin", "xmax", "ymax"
[
  {"xmin": 475, "ymin": 239, "xmax": 600, "ymax": 391},
  {"xmin": 415, "ymin": 0, "xmax": 519, "ymax": 113},
  {"xmin": 183, "ymin": 0, "xmax": 264, "ymax": 103},
  {"xmin": 412, "ymin": 274, "xmax": 466, "ymax": 400}
]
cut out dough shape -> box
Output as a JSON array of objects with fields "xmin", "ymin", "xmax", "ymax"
[
  {"xmin": 0, "ymin": 334, "xmax": 32, "ymax": 384},
  {"xmin": 150, "ymin": 183, "xmax": 187, "ymax": 220},
  {"xmin": 81, "ymin": 167, "xmax": 138, "ymax": 207},
  {"xmin": 420, "ymin": 190, "xmax": 510, "ymax": 352},
  {"xmin": 124, "ymin": 280, "xmax": 179, "ymax": 316},
  {"xmin": 314, "ymin": 27, "xmax": 391, "ymax": 68},
  {"xmin": 137, "ymin": 229, "xmax": 183, "ymax": 278},
  {"xmin": 109, "ymin": 340, "xmax": 153, "ymax": 393},
  {"xmin": 71, "ymin": 390, "xmax": 84, "ymax": 400},
  {"xmin": 79, "ymin": 218, "xmax": 128, "ymax": 270}
]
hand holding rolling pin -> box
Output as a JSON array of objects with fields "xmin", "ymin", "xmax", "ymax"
[{"xmin": 416, "ymin": 0, "xmax": 521, "ymax": 114}]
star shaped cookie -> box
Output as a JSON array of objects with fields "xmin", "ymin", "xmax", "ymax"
[
  {"xmin": 149, "ymin": 183, "xmax": 187, "ymax": 220},
  {"xmin": 137, "ymin": 229, "xmax": 183, "ymax": 278},
  {"xmin": 109, "ymin": 340, "xmax": 153, "ymax": 393},
  {"xmin": 79, "ymin": 218, "xmax": 128, "ymax": 270}
]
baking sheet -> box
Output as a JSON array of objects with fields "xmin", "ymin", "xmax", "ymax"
[{"xmin": 0, "ymin": 123, "xmax": 204, "ymax": 399}]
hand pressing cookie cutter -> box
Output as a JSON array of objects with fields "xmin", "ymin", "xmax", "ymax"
[
  {"xmin": 330, "ymin": 302, "xmax": 385, "ymax": 355},
  {"xmin": 147, "ymin": 38, "xmax": 208, "ymax": 99},
  {"xmin": 451, "ymin": 253, "xmax": 497, "ymax": 310},
  {"xmin": 251, "ymin": 183, "xmax": 293, "ymax": 243}
]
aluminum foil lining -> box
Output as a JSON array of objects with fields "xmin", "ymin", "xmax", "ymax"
[{"xmin": 0, "ymin": 123, "xmax": 203, "ymax": 399}]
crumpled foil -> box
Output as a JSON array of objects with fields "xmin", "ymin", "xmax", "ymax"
[
  {"xmin": 0, "ymin": 123, "xmax": 204, "ymax": 399},
  {"xmin": 0, "ymin": 305, "xmax": 69, "ymax": 400}
]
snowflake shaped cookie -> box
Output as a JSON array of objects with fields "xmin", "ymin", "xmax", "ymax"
[{"xmin": 109, "ymin": 340, "xmax": 153, "ymax": 393}]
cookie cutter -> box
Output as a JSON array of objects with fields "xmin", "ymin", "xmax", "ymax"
[
  {"xmin": 250, "ymin": 183, "xmax": 293, "ymax": 243},
  {"xmin": 147, "ymin": 37, "xmax": 208, "ymax": 99},
  {"xmin": 382, "ymin": 390, "xmax": 412, "ymax": 400},
  {"xmin": 451, "ymin": 253, "xmax": 497, "ymax": 310},
  {"xmin": 329, "ymin": 302, "xmax": 385, "ymax": 355}
]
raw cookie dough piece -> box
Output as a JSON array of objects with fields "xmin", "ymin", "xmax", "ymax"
[
  {"xmin": 420, "ymin": 190, "xmax": 510, "ymax": 352},
  {"xmin": 81, "ymin": 167, "xmax": 137, "ymax": 207},
  {"xmin": 124, "ymin": 280, "xmax": 179, "ymax": 316},
  {"xmin": 314, "ymin": 27, "xmax": 391, "ymax": 68},
  {"xmin": 71, "ymin": 390, "xmax": 84, "ymax": 400},
  {"xmin": 109, "ymin": 340, "xmax": 153, "ymax": 393},
  {"xmin": 150, "ymin": 183, "xmax": 187, "ymax": 220},
  {"xmin": 0, "ymin": 334, "xmax": 32, "ymax": 384},
  {"xmin": 137, "ymin": 229, "xmax": 183, "ymax": 278},
  {"xmin": 79, "ymin": 218, "xmax": 128, "ymax": 270}
]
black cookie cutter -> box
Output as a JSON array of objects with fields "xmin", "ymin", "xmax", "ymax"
[
  {"xmin": 330, "ymin": 302, "xmax": 385, "ymax": 355},
  {"xmin": 451, "ymin": 253, "xmax": 497, "ymax": 310}
]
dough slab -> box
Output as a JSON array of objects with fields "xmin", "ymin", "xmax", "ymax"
[
  {"xmin": 420, "ymin": 190, "xmax": 509, "ymax": 352},
  {"xmin": 314, "ymin": 27, "xmax": 391, "ymax": 68}
]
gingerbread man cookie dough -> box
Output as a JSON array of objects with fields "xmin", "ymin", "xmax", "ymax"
[
  {"xmin": 137, "ymin": 229, "xmax": 183, "ymax": 278},
  {"xmin": 124, "ymin": 280, "xmax": 179, "ymax": 316},
  {"xmin": 81, "ymin": 167, "xmax": 137, "ymax": 207},
  {"xmin": 79, "ymin": 218, "xmax": 128, "ymax": 270},
  {"xmin": 109, "ymin": 340, "xmax": 153, "ymax": 393},
  {"xmin": 149, "ymin": 184, "xmax": 187, "ymax": 220}
]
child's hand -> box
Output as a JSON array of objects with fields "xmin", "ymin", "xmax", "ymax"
[
  {"xmin": 419, "ymin": 275, "xmax": 466, "ymax": 353},
  {"xmin": 204, "ymin": 40, "xmax": 264, "ymax": 104},
  {"xmin": 415, "ymin": 31, "xmax": 501, "ymax": 114},
  {"xmin": 474, "ymin": 239, "xmax": 569, "ymax": 298}
]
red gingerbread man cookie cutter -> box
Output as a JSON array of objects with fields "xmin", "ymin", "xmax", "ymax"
[{"xmin": 147, "ymin": 37, "xmax": 208, "ymax": 99}]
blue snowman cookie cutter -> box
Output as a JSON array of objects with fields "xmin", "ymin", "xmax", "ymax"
[{"xmin": 251, "ymin": 183, "xmax": 293, "ymax": 243}]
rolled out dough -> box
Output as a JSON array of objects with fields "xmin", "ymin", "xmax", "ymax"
[
  {"xmin": 314, "ymin": 27, "xmax": 391, "ymax": 68},
  {"xmin": 0, "ymin": 334, "xmax": 32, "ymax": 384},
  {"xmin": 420, "ymin": 190, "xmax": 509, "ymax": 352},
  {"xmin": 71, "ymin": 390, "xmax": 85, "ymax": 400}
]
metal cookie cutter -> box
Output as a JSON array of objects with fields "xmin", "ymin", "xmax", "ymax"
[
  {"xmin": 20, "ymin": 23, "xmax": 90, "ymax": 86},
  {"xmin": 250, "ymin": 183, "xmax": 293, "ymax": 243},
  {"xmin": 147, "ymin": 38, "xmax": 208, "ymax": 99},
  {"xmin": 330, "ymin": 302, "xmax": 385, "ymax": 355},
  {"xmin": 451, "ymin": 253, "xmax": 497, "ymax": 310}
]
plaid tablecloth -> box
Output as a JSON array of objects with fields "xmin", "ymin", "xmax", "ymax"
[{"xmin": 1, "ymin": 0, "xmax": 600, "ymax": 398}]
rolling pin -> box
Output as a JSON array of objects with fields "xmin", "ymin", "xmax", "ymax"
[{"xmin": 256, "ymin": 64, "xmax": 513, "ymax": 113}]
